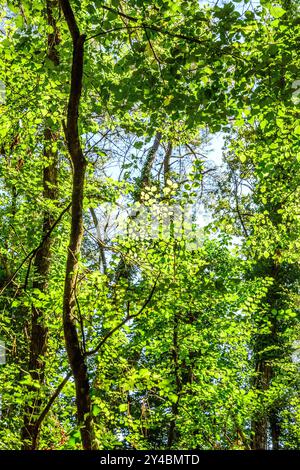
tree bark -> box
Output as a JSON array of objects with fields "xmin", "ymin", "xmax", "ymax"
[{"xmin": 60, "ymin": 0, "xmax": 96, "ymax": 450}]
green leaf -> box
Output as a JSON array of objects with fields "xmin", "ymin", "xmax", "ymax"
[
  {"xmin": 269, "ymin": 6, "xmax": 286, "ymax": 18},
  {"xmin": 294, "ymin": 125, "xmax": 300, "ymax": 135},
  {"xmin": 169, "ymin": 393, "xmax": 178, "ymax": 404},
  {"xmin": 119, "ymin": 404, "xmax": 128, "ymax": 412}
]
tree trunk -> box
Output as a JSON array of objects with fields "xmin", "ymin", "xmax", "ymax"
[
  {"xmin": 270, "ymin": 410, "xmax": 280, "ymax": 450},
  {"xmin": 115, "ymin": 132, "xmax": 162, "ymax": 281},
  {"xmin": 21, "ymin": 0, "xmax": 60, "ymax": 449},
  {"xmin": 251, "ymin": 262, "xmax": 280, "ymax": 450},
  {"xmin": 251, "ymin": 359, "xmax": 272, "ymax": 450},
  {"xmin": 135, "ymin": 132, "xmax": 162, "ymax": 199},
  {"xmin": 63, "ymin": 160, "xmax": 95, "ymax": 450},
  {"xmin": 60, "ymin": 0, "xmax": 96, "ymax": 450},
  {"xmin": 168, "ymin": 312, "xmax": 181, "ymax": 448},
  {"xmin": 21, "ymin": 132, "xmax": 58, "ymax": 449}
]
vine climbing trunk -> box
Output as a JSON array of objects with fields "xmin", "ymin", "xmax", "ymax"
[{"xmin": 59, "ymin": 0, "xmax": 96, "ymax": 450}]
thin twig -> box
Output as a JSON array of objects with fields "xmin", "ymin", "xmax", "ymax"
[
  {"xmin": 34, "ymin": 371, "xmax": 72, "ymax": 430},
  {"xmin": 86, "ymin": 25, "xmax": 142, "ymax": 41},
  {"xmin": 91, "ymin": 4, "xmax": 209, "ymax": 45},
  {"xmin": 144, "ymin": 26, "xmax": 163, "ymax": 73}
]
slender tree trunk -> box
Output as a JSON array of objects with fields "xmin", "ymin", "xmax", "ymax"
[
  {"xmin": 21, "ymin": 0, "xmax": 60, "ymax": 449},
  {"xmin": 60, "ymin": 0, "xmax": 96, "ymax": 450},
  {"xmin": 21, "ymin": 132, "xmax": 58, "ymax": 449},
  {"xmin": 115, "ymin": 132, "xmax": 162, "ymax": 281},
  {"xmin": 135, "ymin": 132, "xmax": 162, "ymax": 198},
  {"xmin": 270, "ymin": 410, "xmax": 280, "ymax": 450},
  {"xmin": 168, "ymin": 312, "xmax": 181, "ymax": 448},
  {"xmin": 89, "ymin": 207, "xmax": 107, "ymax": 274},
  {"xmin": 163, "ymin": 142, "xmax": 172, "ymax": 186},
  {"xmin": 251, "ymin": 359, "xmax": 272, "ymax": 450},
  {"xmin": 251, "ymin": 262, "xmax": 280, "ymax": 450}
]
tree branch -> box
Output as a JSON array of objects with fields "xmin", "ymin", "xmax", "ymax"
[
  {"xmin": 59, "ymin": 0, "xmax": 80, "ymax": 43},
  {"xmin": 0, "ymin": 202, "xmax": 71, "ymax": 295},
  {"xmin": 86, "ymin": 25, "xmax": 142, "ymax": 41},
  {"xmin": 34, "ymin": 371, "xmax": 72, "ymax": 431},
  {"xmin": 32, "ymin": 280, "xmax": 158, "ymax": 430},
  {"xmin": 85, "ymin": 279, "xmax": 158, "ymax": 357},
  {"xmin": 144, "ymin": 26, "xmax": 163, "ymax": 74},
  {"xmin": 92, "ymin": 4, "xmax": 209, "ymax": 45}
]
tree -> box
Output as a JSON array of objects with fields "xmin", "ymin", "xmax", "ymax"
[{"xmin": 0, "ymin": 0, "xmax": 299, "ymax": 451}]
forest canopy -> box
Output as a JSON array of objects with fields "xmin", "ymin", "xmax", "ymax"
[{"xmin": 0, "ymin": 0, "xmax": 299, "ymax": 451}]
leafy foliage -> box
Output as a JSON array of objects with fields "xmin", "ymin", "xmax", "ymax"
[{"xmin": 0, "ymin": 0, "xmax": 299, "ymax": 450}]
